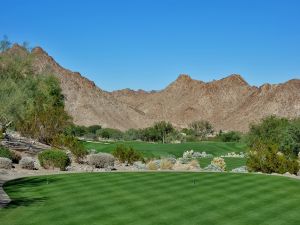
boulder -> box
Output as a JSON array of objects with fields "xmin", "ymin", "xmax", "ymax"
[
  {"xmin": 231, "ymin": 166, "xmax": 248, "ymax": 173},
  {"xmin": 19, "ymin": 157, "xmax": 35, "ymax": 170},
  {"xmin": 0, "ymin": 157, "xmax": 12, "ymax": 169}
]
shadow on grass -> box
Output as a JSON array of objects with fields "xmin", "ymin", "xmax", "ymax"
[
  {"xmin": 3, "ymin": 176, "xmax": 62, "ymax": 209},
  {"xmin": 5, "ymin": 196, "xmax": 47, "ymax": 208}
]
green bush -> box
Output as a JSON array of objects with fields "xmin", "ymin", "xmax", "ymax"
[
  {"xmin": 51, "ymin": 134, "xmax": 88, "ymax": 162},
  {"xmin": 112, "ymin": 145, "xmax": 143, "ymax": 165},
  {"xmin": 219, "ymin": 131, "xmax": 241, "ymax": 142},
  {"xmin": 0, "ymin": 146, "xmax": 12, "ymax": 159},
  {"xmin": 247, "ymin": 142, "xmax": 299, "ymax": 174},
  {"xmin": 246, "ymin": 116, "xmax": 300, "ymax": 174},
  {"xmin": 38, "ymin": 149, "xmax": 70, "ymax": 171},
  {"xmin": 0, "ymin": 147, "xmax": 21, "ymax": 163}
]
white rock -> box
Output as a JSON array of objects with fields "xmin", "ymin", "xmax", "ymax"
[{"xmin": 0, "ymin": 157, "xmax": 12, "ymax": 169}]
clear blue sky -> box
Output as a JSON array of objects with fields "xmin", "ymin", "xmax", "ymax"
[{"xmin": 1, "ymin": 0, "xmax": 299, "ymax": 91}]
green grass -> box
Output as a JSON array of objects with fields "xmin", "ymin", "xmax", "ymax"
[
  {"xmin": 1, "ymin": 173, "xmax": 300, "ymax": 225},
  {"xmin": 83, "ymin": 141, "xmax": 246, "ymax": 158}
]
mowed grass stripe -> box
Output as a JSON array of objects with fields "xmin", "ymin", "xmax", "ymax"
[
  {"xmin": 83, "ymin": 141, "xmax": 246, "ymax": 158},
  {"xmin": 1, "ymin": 173, "xmax": 300, "ymax": 225}
]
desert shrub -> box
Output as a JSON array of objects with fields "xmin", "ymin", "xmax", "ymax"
[
  {"xmin": 178, "ymin": 150, "xmax": 195, "ymax": 164},
  {"xmin": 147, "ymin": 160, "xmax": 159, "ymax": 170},
  {"xmin": 173, "ymin": 160, "xmax": 200, "ymax": 171},
  {"xmin": 211, "ymin": 157, "xmax": 226, "ymax": 171},
  {"xmin": 183, "ymin": 150, "xmax": 194, "ymax": 160},
  {"xmin": 0, "ymin": 147, "xmax": 21, "ymax": 163},
  {"xmin": 51, "ymin": 134, "xmax": 88, "ymax": 162},
  {"xmin": 20, "ymin": 157, "xmax": 35, "ymax": 170},
  {"xmin": 10, "ymin": 150, "xmax": 21, "ymax": 163},
  {"xmin": 219, "ymin": 131, "xmax": 242, "ymax": 142},
  {"xmin": 38, "ymin": 149, "xmax": 70, "ymax": 171},
  {"xmin": 0, "ymin": 157, "xmax": 12, "ymax": 169},
  {"xmin": 247, "ymin": 142, "xmax": 299, "ymax": 174},
  {"xmin": 189, "ymin": 159, "xmax": 200, "ymax": 169},
  {"xmin": 188, "ymin": 120, "xmax": 214, "ymax": 140},
  {"xmin": 160, "ymin": 159, "xmax": 174, "ymax": 170},
  {"xmin": 246, "ymin": 116, "xmax": 300, "ymax": 174},
  {"xmin": 87, "ymin": 153, "xmax": 114, "ymax": 168},
  {"xmin": 112, "ymin": 145, "xmax": 143, "ymax": 165},
  {"xmin": 0, "ymin": 146, "xmax": 12, "ymax": 159}
]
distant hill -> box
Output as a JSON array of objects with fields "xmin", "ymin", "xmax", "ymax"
[{"xmin": 5, "ymin": 44, "xmax": 300, "ymax": 132}]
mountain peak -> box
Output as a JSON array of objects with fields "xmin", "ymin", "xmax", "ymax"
[
  {"xmin": 176, "ymin": 74, "xmax": 192, "ymax": 82},
  {"xmin": 220, "ymin": 74, "xmax": 249, "ymax": 86},
  {"xmin": 31, "ymin": 46, "xmax": 48, "ymax": 55},
  {"xmin": 6, "ymin": 44, "xmax": 28, "ymax": 56}
]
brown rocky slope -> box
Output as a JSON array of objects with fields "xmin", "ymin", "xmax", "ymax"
[{"xmin": 6, "ymin": 45, "xmax": 300, "ymax": 132}]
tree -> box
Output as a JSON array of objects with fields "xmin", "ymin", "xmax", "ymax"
[
  {"xmin": 247, "ymin": 116, "xmax": 290, "ymax": 148},
  {"xmin": 123, "ymin": 128, "xmax": 141, "ymax": 141},
  {"xmin": 279, "ymin": 118, "xmax": 300, "ymax": 157},
  {"xmin": 97, "ymin": 128, "xmax": 123, "ymax": 140},
  {"xmin": 87, "ymin": 125, "xmax": 102, "ymax": 134},
  {"xmin": 0, "ymin": 48, "xmax": 71, "ymax": 144},
  {"xmin": 64, "ymin": 125, "xmax": 87, "ymax": 137},
  {"xmin": 0, "ymin": 35, "xmax": 11, "ymax": 52},
  {"xmin": 140, "ymin": 127, "xmax": 160, "ymax": 142},
  {"xmin": 219, "ymin": 131, "xmax": 241, "ymax": 142},
  {"xmin": 153, "ymin": 121, "xmax": 174, "ymax": 143},
  {"xmin": 189, "ymin": 120, "xmax": 214, "ymax": 140},
  {"xmin": 16, "ymin": 75, "xmax": 72, "ymax": 144}
]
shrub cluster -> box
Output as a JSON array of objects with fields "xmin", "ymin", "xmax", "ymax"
[
  {"xmin": 38, "ymin": 149, "xmax": 70, "ymax": 171},
  {"xmin": 246, "ymin": 116, "xmax": 300, "ymax": 174},
  {"xmin": 147, "ymin": 160, "xmax": 159, "ymax": 170},
  {"xmin": 87, "ymin": 153, "xmax": 114, "ymax": 168},
  {"xmin": 160, "ymin": 159, "xmax": 174, "ymax": 170},
  {"xmin": 173, "ymin": 159, "xmax": 200, "ymax": 170},
  {"xmin": 210, "ymin": 157, "xmax": 226, "ymax": 171},
  {"xmin": 112, "ymin": 145, "xmax": 143, "ymax": 165},
  {"xmin": 0, "ymin": 147, "xmax": 21, "ymax": 163},
  {"xmin": 247, "ymin": 142, "xmax": 299, "ymax": 174},
  {"xmin": 52, "ymin": 134, "xmax": 88, "ymax": 162}
]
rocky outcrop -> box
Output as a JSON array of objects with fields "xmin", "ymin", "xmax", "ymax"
[{"xmin": 1, "ymin": 132, "xmax": 50, "ymax": 154}]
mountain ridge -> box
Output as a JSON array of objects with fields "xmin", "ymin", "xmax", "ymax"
[{"xmin": 4, "ymin": 45, "xmax": 300, "ymax": 132}]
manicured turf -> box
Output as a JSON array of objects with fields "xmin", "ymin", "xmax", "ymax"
[
  {"xmin": 83, "ymin": 141, "xmax": 246, "ymax": 158},
  {"xmin": 1, "ymin": 173, "xmax": 300, "ymax": 225}
]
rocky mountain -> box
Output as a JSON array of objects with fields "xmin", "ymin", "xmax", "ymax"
[{"xmin": 5, "ymin": 45, "xmax": 300, "ymax": 132}]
